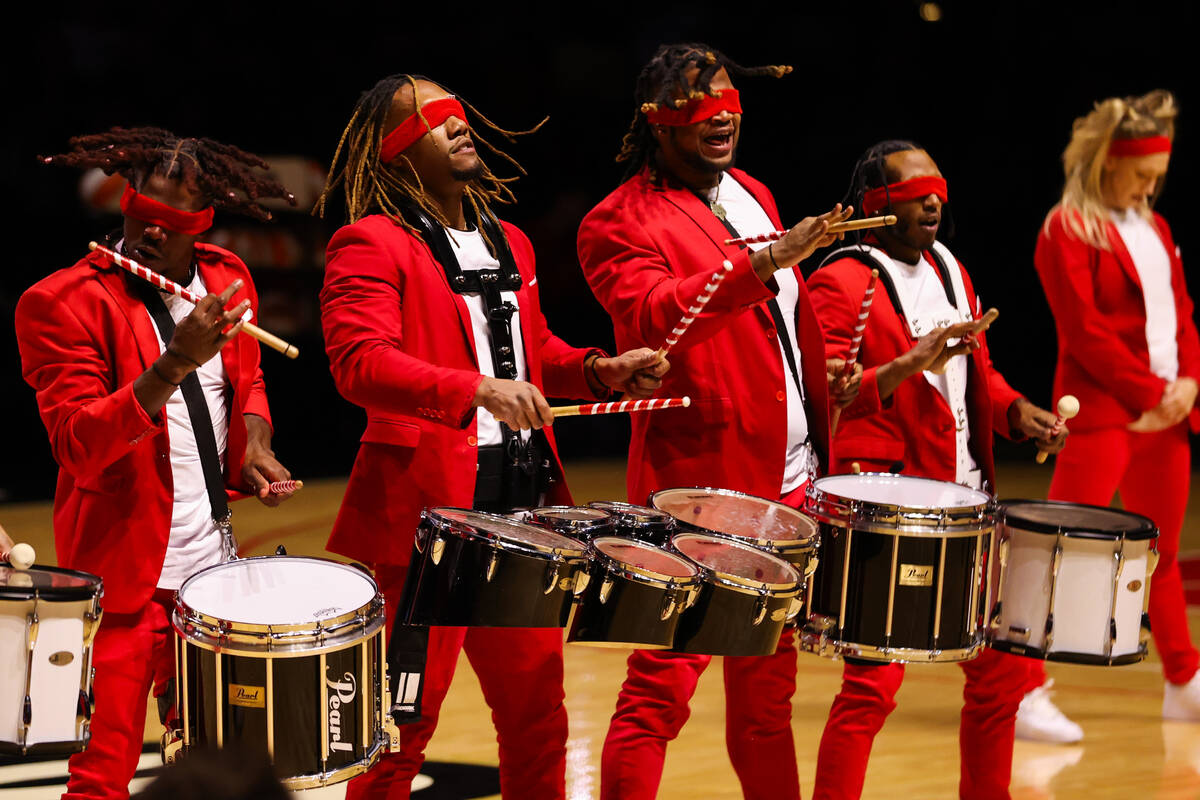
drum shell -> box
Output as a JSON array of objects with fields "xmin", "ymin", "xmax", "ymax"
[
  {"xmin": 673, "ymin": 581, "xmax": 795, "ymax": 657},
  {"xmin": 587, "ymin": 502, "xmax": 677, "ymax": 547},
  {"xmin": 567, "ymin": 559, "xmax": 696, "ymax": 649},
  {"xmin": 400, "ymin": 521, "xmax": 585, "ymax": 628}
]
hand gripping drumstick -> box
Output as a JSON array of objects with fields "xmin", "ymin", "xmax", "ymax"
[
  {"xmin": 1035, "ymin": 395, "xmax": 1080, "ymax": 463},
  {"xmin": 88, "ymin": 242, "xmax": 300, "ymax": 360},
  {"xmin": 659, "ymin": 261, "xmax": 733, "ymax": 357},
  {"xmin": 268, "ymin": 480, "xmax": 304, "ymax": 495},
  {"xmin": 830, "ymin": 270, "xmax": 880, "ymax": 435},
  {"xmin": 552, "ymin": 397, "xmax": 691, "ymax": 417},
  {"xmin": 723, "ymin": 215, "xmax": 898, "ymax": 246}
]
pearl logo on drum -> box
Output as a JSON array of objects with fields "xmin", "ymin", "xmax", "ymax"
[
  {"xmin": 228, "ymin": 683, "xmax": 265, "ymax": 708},
  {"xmin": 327, "ymin": 670, "xmax": 358, "ymax": 754},
  {"xmin": 898, "ymin": 564, "xmax": 934, "ymax": 587}
]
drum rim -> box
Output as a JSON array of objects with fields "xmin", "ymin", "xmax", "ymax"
[
  {"xmin": 174, "ymin": 555, "xmax": 383, "ymax": 645},
  {"xmin": 998, "ymin": 498, "xmax": 1158, "ymax": 541},
  {"xmin": 529, "ymin": 505, "xmax": 615, "ymax": 532},
  {"xmin": 589, "ymin": 536, "xmax": 702, "ymax": 584},
  {"xmin": 424, "ymin": 507, "xmax": 588, "ymax": 557},
  {"xmin": 799, "ymin": 626, "xmax": 986, "ymax": 664},
  {"xmin": 669, "ymin": 532, "xmax": 803, "ymax": 595},
  {"xmin": 805, "ymin": 472, "xmax": 995, "ymax": 535},
  {"xmin": 587, "ymin": 500, "xmax": 677, "ymax": 531},
  {"xmin": 648, "ymin": 486, "xmax": 820, "ymax": 550},
  {"xmin": 0, "ymin": 563, "xmax": 103, "ymax": 601}
]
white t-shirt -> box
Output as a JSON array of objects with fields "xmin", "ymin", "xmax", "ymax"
[
  {"xmin": 885, "ymin": 253, "xmax": 979, "ymax": 485},
  {"xmin": 1111, "ymin": 208, "xmax": 1178, "ymax": 381},
  {"xmin": 445, "ymin": 226, "xmax": 530, "ymax": 446},
  {"xmin": 146, "ymin": 271, "xmax": 230, "ymax": 590},
  {"xmin": 709, "ymin": 172, "xmax": 812, "ymax": 493}
]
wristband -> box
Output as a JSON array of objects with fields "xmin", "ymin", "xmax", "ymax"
[{"xmin": 151, "ymin": 362, "xmax": 182, "ymax": 387}]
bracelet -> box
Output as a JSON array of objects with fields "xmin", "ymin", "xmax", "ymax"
[
  {"xmin": 588, "ymin": 355, "xmax": 613, "ymax": 397},
  {"xmin": 768, "ymin": 243, "xmax": 781, "ymax": 271},
  {"xmin": 166, "ymin": 346, "xmax": 203, "ymax": 368},
  {"xmin": 151, "ymin": 362, "xmax": 182, "ymax": 387}
]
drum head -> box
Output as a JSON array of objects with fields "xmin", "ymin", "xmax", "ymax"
[
  {"xmin": 588, "ymin": 501, "xmax": 675, "ymax": 527},
  {"xmin": 649, "ymin": 488, "xmax": 818, "ymax": 545},
  {"xmin": 671, "ymin": 533, "xmax": 800, "ymax": 589},
  {"xmin": 592, "ymin": 537, "xmax": 698, "ymax": 579},
  {"xmin": 429, "ymin": 508, "xmax": 587, "ymax": 555},
  {"xmin": 812, "ymin": 473, "xmax": 990, "ymax": 509},
  {"xmin": 1000, "ymin": 499, "xmax": 1157, "ymax": 540},
  {"xmin": 177, "ymin": 557, "xmax": 378, "ymax": 626},
  {"xmin": 0, "ymin": 565, "xmax": 100, "ymax": 600}
]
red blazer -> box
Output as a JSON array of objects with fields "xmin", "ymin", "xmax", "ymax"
[
  {"xmin": 577, "ymin": 168, "xmax": 831, "ymax": 504},
  {"xmin": 808, "ymin": 249, "xmax": 1023, "ymax": 487},
  {"xmin": 15, "ymin": 245, "xmax": 271, "ymax": 614},
  {"xmin": 320, "ymin": 214, "xmax": 599, "ymax": 567},
  {"xmin": 1035, "ymin": 207, "xmax": 1200, "ymax": 433}
]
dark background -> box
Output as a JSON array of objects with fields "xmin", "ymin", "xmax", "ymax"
[{"xmin": 2, "ymin": 2, "xmax": 1195, "ymax": 502}]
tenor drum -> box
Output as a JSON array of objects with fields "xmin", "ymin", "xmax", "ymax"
[
  {"xmin": 400, "ymin": 508, "xmax": 588, "ymax": 628},
  {"xmin": 527, "ymin": 506, "xmax": 615, "ymax": 542},
  {"xmin": 567, "ymin": 538, "xmax": 701, "ymax": 649},
  {"xmin": 669, "ymin": 533, "xmax": 804, "ymax": 656},
  {"xmin": 587, "ymin": 501, "xmax": 678, "ymax": 547},
  {"xmin": 803, "ymin": 473, "xmax": 995, "ymax": 663},
  {"xmin": 166, "ymin": 557, "xmax": 396, "ymax": 790},
  {"xmin": 989, "ymin": 500, "xmax": 1158, "ymax": 665},
  {"xmin": 0, "ymin": 565, "xmax": 102, "ymax": 756}
]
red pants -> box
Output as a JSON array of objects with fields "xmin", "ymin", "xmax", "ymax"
[
  {"xmin": 345, "ymin": 566, "xmax": 568, "ymax": 800},
  {"xmin": 813, "ymin": 648, "xmax": 1029, "ymax": 800},
  {"xmin": 600, "ymin": 484, "xmax": 808, "ymax": 800},
  {"xmin": 65, "ymin": 590, "xmax": 176, "ymax": 800},
  {"xmin": 1024, "ymin": 424, "xmax": 1198, "ymax": 691}
]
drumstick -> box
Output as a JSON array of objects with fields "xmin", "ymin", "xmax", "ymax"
[
  {"xmin": 722, "ymin": 215, "xmax": 897, "ymax": 246},
  {"xmin": 551, "ymin": 396, "xmax": 691, "ymax": 417},
  {"xmin": 268, "ymin": 480, "xmax": 304, "ymax": 495},
  {"xmin": 659, "ymin": 261, "xmax": 733, "ymax": 357},
  {"xmin": 1035, "ymin": 395, "xmax": 1080, "ymax": 464},
  {"xmin": 830, "ymin": 270, "xmax": 880, "ymax": 435},
  {"xmin": 5, "ymin": 542, "xmax": 36, "ymax": 571},
  {"xmin": 88, "ymin": 242, "xmax": 300, "ymax": 360}
]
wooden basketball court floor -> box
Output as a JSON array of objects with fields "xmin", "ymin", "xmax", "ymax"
[{"xmin": 4, "ymin": 458, "xmax": 1200, "ymax": 799}]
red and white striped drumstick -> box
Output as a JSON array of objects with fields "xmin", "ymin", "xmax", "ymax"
[
  {"xmin": 552, "ymin": 397, "xmax": 691, "ymax": 418},
  {"xmin": 268, "ymin": 480, "xmax": 304, "ymax": 494},
  {"xmin": 659, "ymin": 261, "xmax": 733, "ymax": 356},
  {"xmin": 1035, "ymin": 395, "xmax": 1080, "ymax": 464},
  {"xmin": 830, "ymin": 270, "xmax": 880, "ymax": 435},
  {"xmin": 88, "ymin": 241, "xmax": 299, "ymax": 359},
  {"xmin": 722, "ymin": 215, "xmax": 898, "ymax": 246}
]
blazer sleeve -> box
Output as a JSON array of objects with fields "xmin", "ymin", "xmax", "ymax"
[
  {"xmin": 320, "ymin": 223, "xmax": 484, "ymax": 427},
  {"xmin": 805, "ymin": 263, "xmax": 883, "ymax": 419},
  {"xmin": 578, "ymin": 199, "xmax": 775, "ymax": 354},
  {"xmin": 1034, "ymin": 210, "xmax": 1166, "ymax": 413},
  {"xmin": 15, "ymin": 284, "xmax": 163, "ymax": 480}
]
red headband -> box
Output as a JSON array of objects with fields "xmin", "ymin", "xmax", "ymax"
[
  {"xmin": 119, "ymin": 184, "xmax": 214, "ymax": 235},
  {"xmin": 379, "ymin": 97, "xmax": 468, "ymax": 162},
  {"xmin": 644, "ymin": 89, "xmax": 742, "ymax": 126},
  {"xmin": 862, "ymin": 175, "xmax": 948, "ymax": 216},
  {"xmin": 1108, "ymin": 135, "xmax": 1172, "ymax": 158}
]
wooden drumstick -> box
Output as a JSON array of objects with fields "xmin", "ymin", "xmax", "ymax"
[
  {"xmin": 88, "ymin": 242, "xmax": 300, "ymax": 359},
  {"xmin": 1036, "ymin": 395, "xmax": 1080, "ymax": 463},
  {"xmin": 723, "ymin": 215, "xmax": 897, "ymax": 246},
  {"xmin": 268, "ymin": 480, "xmax": 303, "ymax": 495},
  {"xmin": 552, "ymin": 397, "xmax": 691, "ymax": 417}
]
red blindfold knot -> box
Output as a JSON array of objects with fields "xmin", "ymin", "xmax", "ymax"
[
  {"xmin": 644, "ymin": 89, "xmax": 742, "ymax": 126},
  {"xmin": 379, "ymin": 97, "xmax": 468, "ymax": 162},
  {"xmin": 1107, "ymin": 135, "xmax": 1172, "ymax": 158},
  {"xmin": 120, "ymin": 184, "xmax": 215, "ymax": 235},
  {"xmin": 861, "ymin": 175, "xmax": 949, "ymax": 216}
]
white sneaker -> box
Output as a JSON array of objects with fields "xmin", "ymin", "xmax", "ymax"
[
  {"xmin": 1163, "ymin": 672, "xmax": 1200, "ymax": 721},
  {"xmin": 1015, "ymin": 680, "xmax": 1084, "ymax": 744}
]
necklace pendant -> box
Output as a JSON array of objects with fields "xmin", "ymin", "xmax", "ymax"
[{"xmin": 711, "ymin": 202, "xmax": 728, "ymax": 221}]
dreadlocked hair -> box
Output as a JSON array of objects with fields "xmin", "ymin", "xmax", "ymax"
[
  {"xmin": 615, "ymin": 43, "xmax": 792, "ymax": 181},
  {"xmin": 838, "ymin": 140, "xmax": 950, "ymax": 247},
  {"xmin": 41, "ymin": 127, "xmax": 294, "ymax": 221},
  {"xmin": 314, "ymin": 73, "xmax": 544, "ymax": 253}
]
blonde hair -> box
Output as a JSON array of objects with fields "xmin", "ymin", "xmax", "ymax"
[{"xmin": 1051, "ymin": 89, "xmax": 1177, "ymax": 249}]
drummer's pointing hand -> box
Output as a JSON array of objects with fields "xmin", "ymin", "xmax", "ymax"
[
  {"xmin": 242, "ymin": 413, "xmax": 295, "ymax": 507},
  {"xmin": 475, "ymin": 377, "xmax": 555, "ymax": 431},
  {"xmin": 590, "ymin": 349, "xmax": 670, "ymax": 400}
]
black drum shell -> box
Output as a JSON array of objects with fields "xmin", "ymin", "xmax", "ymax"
[
  {"xmin": 568, "ymin": 560, "xmax": 693, "ymax": 649},
  {"xmin": 672, "ymin": 581, "xmax": 793, "ymax": 657},
  {"xmin": 587, "ymin": 502, "xmax": 677, "ymax": 547}
]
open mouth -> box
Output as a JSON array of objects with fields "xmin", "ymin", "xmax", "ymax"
[
  {"xmin": 451, "ymin": 139, "xmax": 476, "ymax": 155},
  {"xmin": 918, "ymin": 217, "xmax": 940, "ymax": 234},
  {"xmin": 702, "ymin": 130, "xmax": 734, "ymax": 156}
]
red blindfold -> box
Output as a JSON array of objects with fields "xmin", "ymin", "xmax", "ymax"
[
  {"xmin": 862, "ymin": 175, "xmax": 948, "ymax": 216},
  {"xmin": 120, "ymin": 184, "xmax": 214, "ymax": 235},
  {"xmin": 644, "ymin": 89, "xmax": 742, "ymax": 126},
  {"xmin": 1108, "ymin": 135, "xmax": 1172, "ymax": 158},
  {"xmin": 380, "ymin": 97, "xmax": 468, "ymax": 162}
]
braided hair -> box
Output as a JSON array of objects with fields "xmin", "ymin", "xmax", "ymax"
[
  {"xmin": 838, "ymin": 140, "xmax": 956, "ymax": 246},
  {"xmin": 314, "ymin": 73, "xmax": 544, "ymax": 252},
  {"xmin": 615, "ymin": 43, "xmax": 792, "ymax": 180},
  {"xmin": 41, "ymin": 127, "xmax": 295, "ymax": 220}
]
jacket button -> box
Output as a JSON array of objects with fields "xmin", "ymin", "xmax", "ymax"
[
  {"xmin": 766, "ymin": 328, "xmax": 777, "ymax": 339},
  {"xmin": 467, "ymin": 435, "xmax": 477, "ymax": 447},
  {"xmin": 776, "ymin": 390, "xmax": 785, "ymax": 402}
]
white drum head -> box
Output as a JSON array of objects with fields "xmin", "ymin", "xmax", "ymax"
[
  {"xmin": 178, "ymin": 557, "xmax": 377, "ymax": 626},
  {"xmin": 813, "ymin": 473, "xmax": 990, "ymax": 509},
  {"xmin": 672, "ymin": 533, "xmax": 799, "ymax": 587},
  {"xmin": 650, "ymin": 488, "xmax": 817, "ymax": 544},
  {"xmin": 593, "ymin": 538, "xmax": 697, "ymax": 578}
]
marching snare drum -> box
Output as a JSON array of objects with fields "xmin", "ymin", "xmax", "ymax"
[
  {"xmin": 527, "ymin": 506, "xmax": 615, "ymax": 542},
  {"xmin": 989, "ymin": 500, "xmax": 1158, "ymax": 665},
  {"xmin": 669, "ymin": 533, "xmax": 803, "ymax": 657},
  {"xmin": 587, "ymin": 501, "xmax": 678, "ymax": 547},
  {"xmin": 567, "ymin": 537, "xmax": 701, "ymax": 649},
  {"xmin": 803, "ymin": 473, "xmax": 995, "ymax": 663},
  {"xmin": 0, "ymin": 565, "xmax": 101, "ymax": 756},
  {"xmin": 165, "ymin": 556, "xmax": 397, "ymax": 790},
  {"xmin": 400, "ymin": 508, "xmax": 588, "ymax": 628}
]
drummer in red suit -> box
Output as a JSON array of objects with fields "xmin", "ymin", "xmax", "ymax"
[
  {"xmin": 806, "ymin": 141, "xmax": 1067, "ymax": 800},
  {"xmin": 316, "ymin": 74, "xmax": 666, "ymax": 800},
  {"xmin": 577, "ymin": 43, "xmax": 859, "ymax": 800},
  {"xmin": 14, "ymin": 128, "xmax": 296, "ymax": 800},
  {"xmin": 1032, "ymin": 90, "xmax": 1200, "ymax": 725}
]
